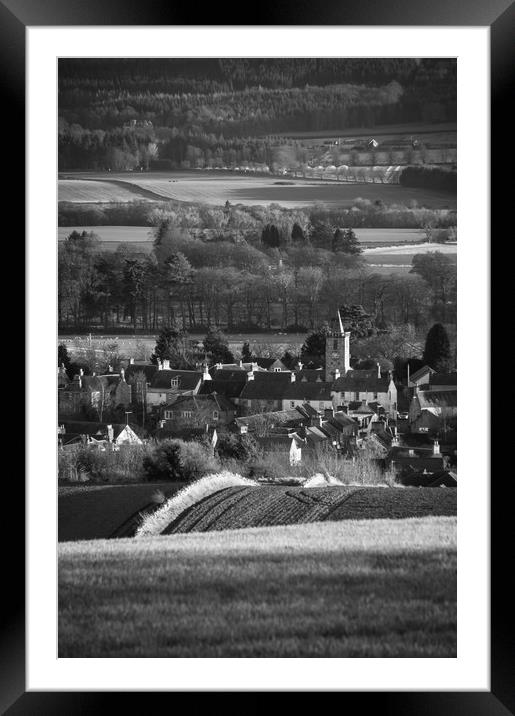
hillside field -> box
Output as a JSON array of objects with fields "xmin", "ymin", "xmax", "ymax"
[
  {"xmin": 59, "ymin": 516, "xmax": 456, "ymax": 658},
  {"xmin": 59, "ymin": 172, "xmax": 457, "ymax": 210}
]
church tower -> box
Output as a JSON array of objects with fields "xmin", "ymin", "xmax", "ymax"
[{"xmin": 325, "ymin": 310, "xmax": 351, "ymax": 381}]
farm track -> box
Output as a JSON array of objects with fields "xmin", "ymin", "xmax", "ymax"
[{"xmin": 164, "ymin": 485, "xmax": 457, "ymax": 534}]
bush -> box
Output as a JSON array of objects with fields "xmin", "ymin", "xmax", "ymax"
[
  {"xmin": 143, "ymin": 439, "xmax": 219, "ymax": 482},
  {"xmin": 58, "ymin": 443, "xmax": 149, "ymax": 483}
]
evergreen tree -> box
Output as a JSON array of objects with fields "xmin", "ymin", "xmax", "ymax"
[
  {"xmin": 291, "ymin": 222, "xmax": 306, "ymax": 244},
  {"xmin": 423, "ymin": 323, "xmax": 453, "ymax": 372},
  {"xmin": 308, "ymin": 220, "xmax": 334, "ymax": 248},
  {"xmin": 151, "ymin": 323, "xmax": 191, "ymax": 368},
  {"xmin": 203, "ymin": 327, "xmax": 234, "ymax": 364},
  {"xmin": 58, "ymin": 344, "xmax": 72, "ymax": 372},
  {"xmin": 332, "ymin": 227, "xmax": 362, "ymax": 254},
  {"xmin": 241, "ymin": 341, "xmax": 254, "ymax": 363},
  {"xmin": 261, "ymin": 223, "xmax": 281, "ymax": 248},
  {"xmin": 300, "ymin": 322, "xmax": 332, "ymax": 368}
]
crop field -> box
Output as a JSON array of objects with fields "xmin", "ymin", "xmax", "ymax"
[
  {"xmin": 58, "ymin": 179, "xmax": 163, "ymax": 203},
  {"xmin": 58, "ymin": 225, "xmax": 154, "ymax": 251},
  {"xmin": 58, "ymin": 482, "xmax": 182, "ymax": 542},
  {"xmin": 58, "ymin": 516, "xmax": 457, "ymax": 657},
  {"xmin": 148, "ymin": 485, "xmax": 457, "ymax": 535},
  {"xmin": 364, "ymin": 242, "xmax": 457, "ymax": 271},
  {"xmin": 59, "ymin": 172, "xmax": 457, "ymax": 210}
]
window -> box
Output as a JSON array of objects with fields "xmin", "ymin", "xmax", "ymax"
[
  {"xmin": 274, "ymin": 367, "xmax": 281, "ymax": 372},
  {"xmin": 182, "ymin": 411, "xmax": 192, "ymax": 418},
  {"xmin": 354, "ymin": 392, "xmax": 359, "ymax": 401},
  {"xmin": 333, "ymin": 338, "xmax": 338, "ymax": 350},
  {"xmin": 164, "ymin": 411, "xmax": 172, "ymax": 420},
  {"xmin": 373, "ymin": 392, "xmax": 378, "ymax": 400},
  {"xmin": 213, "ymin": 410, "xmax": 219, "ymax": 420},
  {"xmin": 171, "ymin": 378, "xmax": 179, "ymax": 389},
  {"xmin": 319, "ymin": 401, "xmax": 324, "ymax": 409},
  {"xmin": 290, "ymin": 401, "xmax": 295, "ymax": 408}
]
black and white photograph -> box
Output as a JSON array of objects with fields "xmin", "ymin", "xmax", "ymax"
[{"xmin": 56, "ymin": 56, "xmax": 460, "ymax": 659}]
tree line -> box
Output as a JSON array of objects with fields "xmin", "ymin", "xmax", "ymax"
[
  {"xmin": 58, "ymin": 222, "xmax": 456, "ymax": 334},
  {"xmin": 58, "ymin": 58, "xmax": 456, "ymax": 171}
]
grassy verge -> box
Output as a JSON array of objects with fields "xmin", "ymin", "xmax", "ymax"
[{"xmin": 59, "ymin": 516, "xmax": 456, "ymax": 657}]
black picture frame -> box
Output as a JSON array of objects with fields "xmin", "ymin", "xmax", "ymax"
[{"xmin": 3, "ymin": 0, "xmax": 509, "ymax": 711}]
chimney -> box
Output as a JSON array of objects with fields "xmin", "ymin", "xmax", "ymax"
[
  {"xmin": 239, "ymin": 359, "xmax": 243, "ymax": 368},
  {"xmin": 298, "ymin": 361, "xmax": 304, "ymax": 371},
  {"xmin": 334, "ymin": 368, "xmax": 340, "ymax": 380},
  {"xmin": 239, "ymin": 424, "xmax": 248, "ymax": 434},
  {"xmin": 247, "ymin": 370, "xmax": 255, "ymax": 382},
  {"xmin": 408, "ymin": 449, "xmax": 415, "ymax": 457},
  {"xmin": 433, "ymin": 439, "xmax": 441, "ymax": 456},
  {"xmin": 377, "ymin": 362, "xmax": 381, "ymax": 378},
  {"xmin": 324, "ymin": 407, "xmax": 335, "ymax": 419},
  {"xmin": 162, "ymin": 359, "xmax": 170, "ymax": 371},
  {"xmin": 108, "ymin": 365, "xmax": 113, "ymax": 373},
  {"xmin": 290, "ymin": 372, "xmax": 296, "ymax": 382},
  {"xmin": 202, "ymin": 363, "xmax": 212, "ymax": 382},
  {"xmin": 215, "ymin": 362, "xmax": 223, "ymax": 370},
  {"xmin": 79, "ymin": 368, "xmax": 84, "ymax": 376},
  {"xmin": 129, "ymin": 357, "xmax": 135, "ymax": 365},
  {"xmin": 157, "ymin": 359, "xmax": 163, "ymax": 371},
  {"xmin": 391, "ymin": 434, "xmax": 399, "ymax": 447},
  {"xmin": 251, "ymin": 362, "xmax": 258, "ymax": 371},
  {"xmin": 120, "ymin": 368, "xmax": 125, "ymax": 382}
]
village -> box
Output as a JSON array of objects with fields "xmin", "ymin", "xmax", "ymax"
[{"xmin": 57, "ymin": 310, "xmax": 457, "ymax": 488}]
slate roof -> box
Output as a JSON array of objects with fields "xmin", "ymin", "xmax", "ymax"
[
  {"xmin": 294, "ymin": 369, "xmax": 325, "ymax": 382},
  {"xmin": 124, "ymin": 363, "xmax": 158, "ymax": 382},
  {"xmin": 417, "ymin": 390, "xmax": 457, "ymax": 408},
  {"xmin": 345, "ymin": 367, "xmax": 380, "ymax": 380},
  {"xmin": 255, "ymin": 358, "xmax": 288, "ymax": 371},
  {"xmin": 58, "ymin": 421, "xmax": 128, "ymax": 439},
  {"xmin": 235, "ymin": 409, "xmax": 304, "ymax": 431},
  {"xmin": 239, "ymin": 371, "xmax": 293, "ymax": 400},
  {"xmin": 164, "ymin": 392, "xmax": 236, "ymax": 413},
  {"xmin": 283, "ymin": 381, "xmax": 333, "ymax": 401},
  {"xmin": 150, "ymin": 369, "xmax": 203, "ymax": 390},
  {"xmin": 332, "ymin": 375, "xmax": 392, "ymax": 392},
  {"xmin": 427, "ymin": 372, "xmax": 457, "ymax": 387},
  {"xmin": 210, "ymin": 368, "xmax": 249, "ymax": 382},
  {"xmin": 199, "ymin": 379, "xmax": 246, "ymax": 399},
  {"xmin": 409, "ymin": 365, "xmax": 434, "ymax": 383}
]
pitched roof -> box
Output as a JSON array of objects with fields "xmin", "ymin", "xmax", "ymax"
[
  {"xmin": 164, "ymin": 392, "xmax": 236, "ymax": 413},
  {"xmin": 125, "ymin": 363, "xmax": 158, "ymax": 382},
  {"xmin": 150, "ymin": 369, "xmax": 203, "ymax": 390},
  {"xmin": 235, "ymin": 408, "xmax": 304, "ymax": 430},
  {"xmin": 332, "ymin": 375, "xmax": 391, "ymax": 392},
  {"xmin": 417, "ymin": 390, "xmax": 457, "ymax": 408},
  {"xmin": 199, "ymin": 379, "xmax": 246, "ymax": 399},
  {"xmin": 282, "ymin": 381, "xmax": 333, "ymax": 401},
  {"xmin": 295, "ymin": 369, "xmax": 325, "ymax": 382},
  {"xmin": 239, "ymin": 371, "xmax": 293, "ymax": 400},
  {"xmin": 210, "ymin": 368, "xmax": 249, "ymax": 382},
  {"xmin": 428, "ymin": 372, "xmax": 457, "ymax": 387},
  {"xmin": 345, "ymin": 367, "xmax": 380, "ymax": 380},
  {"xmin": 409, "ymin": 365, "xmax": 434, "ymax": 383},
  {"xmin": 255, "ymin": 358, "xmax": 288, "ymax": 371},
  {"xmin": 58, "ymin": 421, "xmax": 129, "ymax": 439}
]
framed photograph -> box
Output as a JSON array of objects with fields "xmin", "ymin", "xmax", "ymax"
[{"xmin": 3, "ymin": 0, "xmax": 509, "ymax": 710}]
